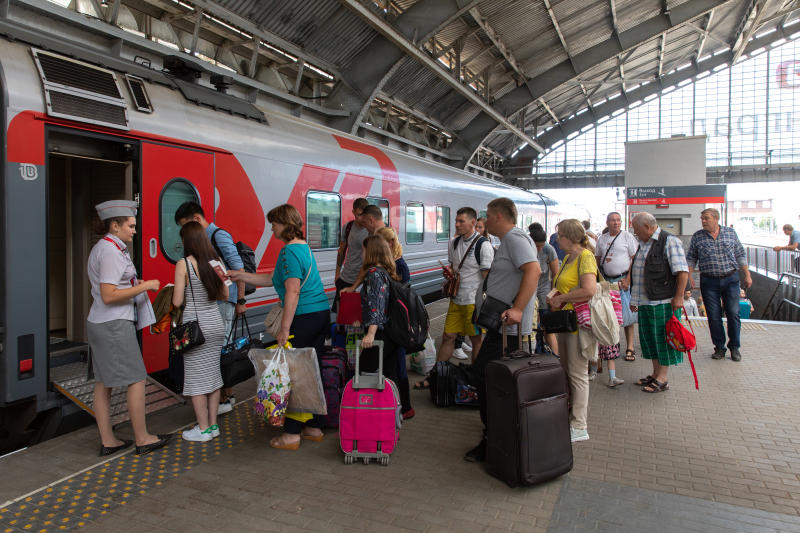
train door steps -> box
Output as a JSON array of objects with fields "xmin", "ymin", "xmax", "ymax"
[{"xmin": 50, "ymin": 362, "xmax": 184, "ymax": 425}]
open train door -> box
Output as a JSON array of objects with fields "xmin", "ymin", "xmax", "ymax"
[{"xmin": 140, "ymin": 142, "xmax": 215, "ymax": 373}]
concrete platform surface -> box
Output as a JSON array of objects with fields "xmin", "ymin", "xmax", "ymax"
[{"xmin": 1, "ymin": 299, "xmax": 799, "ymax": 533}]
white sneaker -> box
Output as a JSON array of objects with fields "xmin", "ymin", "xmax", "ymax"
[
  {"xmin": 209, "ymin": 424, "xmax": 220, "ymax": 438},
  {"xmin": 461, "ymin": 342, "xmax": 472, "ymax": 353},
  {"xmin": 608, "ymin": 377, "xmax": 625, "ymax": 388},
  {"xmin": 182, "ymin": 425, "xmax": 213, "ymax": 442},
  {"xmin": 217, "ymin": 401, "xmax": 233, "ymax": 415},
  {"xmin": 452, "ymin": 348, "xmax": 469, "ymax": 360},
  {"xmin": 570, "ymin": 427, "xmax": 590, "ymax": 443}
]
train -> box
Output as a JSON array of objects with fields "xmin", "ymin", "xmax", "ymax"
[{"xmin": 0, "ymin": 38, "xmax": 585, "ymax": 451}]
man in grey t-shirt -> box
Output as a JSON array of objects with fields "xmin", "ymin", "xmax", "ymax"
[
  {"xmin": 775, "ymin": 224, "xmax": 800, "ymax": 273},
  {"xmin": 465, "ymin": 198, "xmax": 540, "ymax": 464},
  {"xmin": 335, "ymin": 198, "xmax": 370, "ymax": 306}
]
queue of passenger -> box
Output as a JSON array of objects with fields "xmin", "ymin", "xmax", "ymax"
[{"xmin": 86, "ymin": 193, "xmax": 750, "ymax": 459}]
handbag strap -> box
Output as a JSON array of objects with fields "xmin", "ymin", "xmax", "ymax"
[
  {"xmin": 455, "ymin": 233, "xmax": 480, "ymax": 273},
  {"xmin": 676, "ymin": 305, "xmax": 700, "ymax": 390},
  {"xmin": 299, "ymin": 245, "xmax": 313, "ymax": 290},
  {"xmin": 184, "ymin": 256, "xmax": 201, "ymax": 323},
  {"xmin": 599, "ymin": 232, "xmax": 621, "ymax": 271}
]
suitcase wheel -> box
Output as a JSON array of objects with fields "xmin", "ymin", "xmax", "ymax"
[
  {"xmin": 363, "ymin": 457, "xmax": 369, "ymax": 465},
  {"xmin": 344, "ymin": 455, "xmax": 353, "ymax": 465},
  {"xmin": 380, "ymin": 456, "xmax": 390, "ymax": 466}
]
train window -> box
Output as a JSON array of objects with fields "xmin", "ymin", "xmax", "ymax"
[
  {"xmin": 306, "ymin": 191, "xmax": 341, "ymax": 250},
  {"xmin": 526, "ymin": 215, "xmax": 533, "ymax": 227},
  {"xmin": 517, "ymin": 215, "xmax": 524, "ymax": 228},
  {"xmin": 367, "ymin": 197, "xmax": 390, "ymax": 227},
  {"xmin": 406, "ymin": 202, "xmax": 424, "ymax": 244},
  {"xmin": 479, "ymin": 210, "xmax": 487, "ymax": 219},
  {"xmin": 160, "ymin": 179, "xmax": 199, "ymax": 263},
  {"xmin": 436, "ymin": 206, "xmax": 450, "ymax": 242}
]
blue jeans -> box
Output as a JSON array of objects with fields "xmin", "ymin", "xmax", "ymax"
[{"xmin": 700, "ymin": 272, "xmax": 741, "ymax": 351}]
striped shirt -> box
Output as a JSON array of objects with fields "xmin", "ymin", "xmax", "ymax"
[
  {"xmin": 686, "ymin": 226, "xmax": 746, "ymax": 276},
  {"xmin": 630, "ymin": 228, "xmax": 689, "ymax": 307}
]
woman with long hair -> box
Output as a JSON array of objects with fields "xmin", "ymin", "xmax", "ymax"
[
  {"xmin": 359, "ymin": 235, "xmax": 402, "ymax": 386},
  {"xmin": 87, "ymin": 200, "xmax": 171, "ymax": 456},
  {"xmin": 547, "ymin": 219, "xmax": 598, "ymax": 443},
  {"xmin": 172, "ymin": 221, "xmax": 228, "ymax": 442},
  {"xmin": 230, "ymin": 204, "xmax": 330, "ymax": 450}
]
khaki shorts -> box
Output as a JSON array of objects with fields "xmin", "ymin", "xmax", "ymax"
[{"xmin": 444, "ymin": 301, "xmax": 480, "ymax": 337}]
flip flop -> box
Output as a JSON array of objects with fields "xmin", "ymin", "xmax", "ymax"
[{"xmin": 624, "ymin": 349, "xmax": 636, "ymax": 361}]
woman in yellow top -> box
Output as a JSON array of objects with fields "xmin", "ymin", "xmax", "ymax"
[{"xmin": 547, "ymin": 219, "xmax": 598, "ymax": 443}]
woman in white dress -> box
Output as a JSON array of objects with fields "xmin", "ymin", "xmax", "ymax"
[{"xmin": 173, "ymin": 221, "xmax": 228, "ymax": 442}]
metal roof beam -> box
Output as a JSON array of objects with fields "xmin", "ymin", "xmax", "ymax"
[
  {"xmin": 695, "ymin": 10, "xmax": 715, "ymax": 60},
  {"xmin": 657, "ymin": 33, "xmax": 666, "ymax": 77},
  {"xmin": 503, "ymin": 25, "xmax": 789, "ymax": 181},
  {"xmin": 339, "ymin": 0, "xmax": 543, "ymax": 153},
  {"xmin": 445, "ymin": 0, "xmax": 727, "ymax": 167},
  {"xmin": 732, "ymin": 0, "xmax": 769, "ymax": 64},
  {"xmin": 326, "ymin": 0, "xmax": 480, "ymax": 134},
  {"xmin": 468, "ymin": 6, "xmax": 526, "ymax": 78}
]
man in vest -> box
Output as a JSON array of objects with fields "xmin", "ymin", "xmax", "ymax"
[
  {"xmin": 627, "ymin": 212, "xmax": 689, "ymax": 393},
  {"xmin": 686, "ymin": 208, "xmax": 752, "ymax": 361}
]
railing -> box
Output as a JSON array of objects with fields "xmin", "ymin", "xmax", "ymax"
[{"xmin": 744, "ymin": 244, "xmax": 800, "ymax": 278}]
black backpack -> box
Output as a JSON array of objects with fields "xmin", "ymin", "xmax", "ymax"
[
  {"xmin": 453, "ymin": 235, "xmax": 488, "ymax": 265},
  {"xmin": 211, "ymin": 228, "xmax": 257, "ymax": 295},
  {"xmin": 384, "ymin": 279, "xmax": 429, "ymax": 353}
]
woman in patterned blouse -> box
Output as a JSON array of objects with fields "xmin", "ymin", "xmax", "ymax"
[{"xmin": 359, "ymin": 235, "xmax": 402, "ymax": 385}]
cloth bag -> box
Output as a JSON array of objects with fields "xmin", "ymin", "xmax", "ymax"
[
  {"xmin": 250, "ymin": 347, "xmax": 291, "ymax": 427},
  {"xmin": 409, "ymin": 335, "xmax": 437, "ymax": 375},
  {"xmin": 577, "ymin": 281, "xmax": 621, "ymax": 346}
]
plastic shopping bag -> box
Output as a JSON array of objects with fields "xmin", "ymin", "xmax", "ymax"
[
  {"xmin": 285, "ymin": 346, "xmax": 327, "ymax": 415},
  {"xmin": 250, "ymin": 347, "xmax": 291, "ymax": 427},
  {"xmin": 410, "ymin": 335, "xmax": 436, "ymax": 375}
]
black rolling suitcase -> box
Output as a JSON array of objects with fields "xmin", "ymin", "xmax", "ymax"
[
  {"xmin": 429, "ymin": 360, "xmax": 454, "ymax": 407},
  {"xmin": 485, "ymin": 331, "xmax": 572, "ymax": 487}
]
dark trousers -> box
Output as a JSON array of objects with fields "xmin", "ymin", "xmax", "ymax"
[
  {"xmin": 473, "ymin": 330, "xmax": 518, "ymax": 431},
  {"xmin": 359, "ymin": 329, "xmax": 399, "ymax": 386},
  {"xmin": 700, "ymin": 272, "xmax": 741, "ymax": 351},
  {"xmin": 284, "ymin": 309, "xmax": 330, "ymax": 434}
]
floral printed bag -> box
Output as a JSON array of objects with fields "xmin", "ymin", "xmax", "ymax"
[{"xmin": 252, "ymin": 347, "xmax": 291, "ymax": 426}]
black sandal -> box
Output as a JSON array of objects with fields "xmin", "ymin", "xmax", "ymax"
[
  {"xmin": 642, "ymin": 379, "xmax": 669, "ymax": 393},
  {"xmin": 624, "ymin": 349, "xmax": 636, "ymax": 361},
  {"xmin": 635, "ymin": 375, "xmax": 654, "ymax": 386}
]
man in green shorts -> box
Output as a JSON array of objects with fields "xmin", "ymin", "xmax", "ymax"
[{"xmin": 627, "ymin": 213, "xmax": 689, "ymax": 393}]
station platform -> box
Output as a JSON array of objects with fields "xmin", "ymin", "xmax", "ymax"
[{"xmin": 2, "ymin": 299, "xmax": 800, "ymax": 533}]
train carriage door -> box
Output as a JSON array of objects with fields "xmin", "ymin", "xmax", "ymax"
[{"xmin": 140, "ymin": 143, "xmax": 214, "ymax": 372}]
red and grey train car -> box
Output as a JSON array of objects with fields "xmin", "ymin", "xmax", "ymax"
[{"xmin": 0, "ymin": 38, "xmax": 580, "ymax": 449}]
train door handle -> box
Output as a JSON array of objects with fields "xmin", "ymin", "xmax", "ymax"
[{"xmin": 149, "ymin": 238, "xmax": 158, "ymax": 258}]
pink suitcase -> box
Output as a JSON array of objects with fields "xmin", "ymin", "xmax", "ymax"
[{"xmin": 339, "ymin": 340, "xmax": 401, "ymax": 465}]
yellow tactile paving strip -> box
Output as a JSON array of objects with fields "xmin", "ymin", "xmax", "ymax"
[{"xmin": 0, "ymin": 402, "xmax": 260, "ymax": 533}]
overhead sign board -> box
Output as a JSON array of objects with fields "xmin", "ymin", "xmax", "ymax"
[{"xmin": 626, "ymin": 185, "xmax": 726, "ymax": 205}]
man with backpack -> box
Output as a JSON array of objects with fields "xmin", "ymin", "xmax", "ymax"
[
  {"xmin": 335, "ymin": 198, "xmax": 370, "ymax": 307},
  {"xmin": 464, "ymin": 198, "xmax": 540, "ymax": 463},
  {"xmin": 175, "ymin": 202, "xmax": 249, "ymax": 413}
]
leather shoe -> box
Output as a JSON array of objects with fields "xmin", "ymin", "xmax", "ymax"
[
  {"xmin": 730, "ymin": 348, "xmax": 742, "ymax": 362},
  {"xmin": 711, "ymin": 348, "xmax": 726, "ymax": 360},
  {"xmin": 99, "ymin": 439, "xmax": 133, "ymax": 457},
  {"xmin": 135, "ymin": 433, "xmax": 173, "ymax": 456}
]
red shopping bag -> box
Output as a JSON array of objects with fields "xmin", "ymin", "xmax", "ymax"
[
  {"xmin": 665, "ymin": 307, "xmax": 699, "ymax": 390},
  {"xmin": 337, "ymin": 291, "xmax": 362, "ymax": 325}
]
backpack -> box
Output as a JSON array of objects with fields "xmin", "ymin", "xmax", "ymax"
[
  {"xmin": 211, "ymin": 228, "xmax": 257, "ymax": 295},
  {"xmin": 384, "ymin": 279, "xmax": 429, "ymax": 352},
  {"xmin": 453, "ymin": 235, "xmax": 488, "ymax": 265}
]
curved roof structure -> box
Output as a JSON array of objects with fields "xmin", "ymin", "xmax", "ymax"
[{"xmin": 37, "ymin": 0, "xmax": 800, "ymax": 183}]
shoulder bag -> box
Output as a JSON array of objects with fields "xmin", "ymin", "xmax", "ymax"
[
  {"xmin": 220, "ymin": 314, "xmax": 258, "ymax": 387},
  {"xmin": 571, "ymin": 253, "xmax": 622, "ymax": 345},
  {"xmin": 442, "ymin": 235, "xmax": 479, "ymax": 299},
  {"xmin": 264, "ymin": 245, "xmax": 314, "ymax": 339},
  {"xmin": 169, "ymin": 258, "xmax": 206, "ymax": 356},
  {"xmin": 540, "ymin": 255, "xmax": 577, "ymax": 333},
  {"xmin": 472, "ymin": 270, "xmax": 511, "ymax": 332},
  {"xmin": 597, "ymin": 232, "xmax": 620, "ymax": 279}
]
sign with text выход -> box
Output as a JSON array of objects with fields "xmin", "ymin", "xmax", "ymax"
[{"xmin": 626, "ymin": 185, "xmax": 726, "ymax": 205}]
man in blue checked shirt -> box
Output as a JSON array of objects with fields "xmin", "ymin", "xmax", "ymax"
[{"xmin": 686, "ymin": 208, "xmax": 752, "ymax": 362}]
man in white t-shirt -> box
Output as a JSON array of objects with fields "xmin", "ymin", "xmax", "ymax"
[{"xmin": 595, "ymin": 212, "xmax": 639, "ymax": 367}]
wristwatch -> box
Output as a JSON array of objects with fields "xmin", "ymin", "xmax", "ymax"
[{"xmin": 236, "ymin": 298, "xmax": 247, "ymax": 305}]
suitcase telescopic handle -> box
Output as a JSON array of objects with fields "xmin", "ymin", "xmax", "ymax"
[
  {"xmin": 501, "ymin": 327, "xmax": 534, "ymax": 359},
  {"xmin": 353, "ymin": 339, "xmax": 385, "ymax": 390}
]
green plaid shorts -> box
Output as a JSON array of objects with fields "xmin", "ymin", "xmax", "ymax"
[{"xmin": 638, "ymin": 303, "xmax": 683, "ymax": 366}]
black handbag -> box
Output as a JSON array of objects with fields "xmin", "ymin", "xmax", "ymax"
[
  {"xmin": 540, "ymin": 309, "xmax": 577, "ymax": 333},
  {"xmin": 220, "ymin": 314, "xmax": 257, "ymax": 387},
  {"xmin": 473, "ymin": 271, "xmax": 511, "ymax": 332},
  {"xmin": 169, "ymin": 258, "xmax": 205, "ymax": 357}
]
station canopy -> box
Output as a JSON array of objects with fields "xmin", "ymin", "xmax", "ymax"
[{"xmin": 42, "ymin": 0, "xmax": 800, "ymax": 183}]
